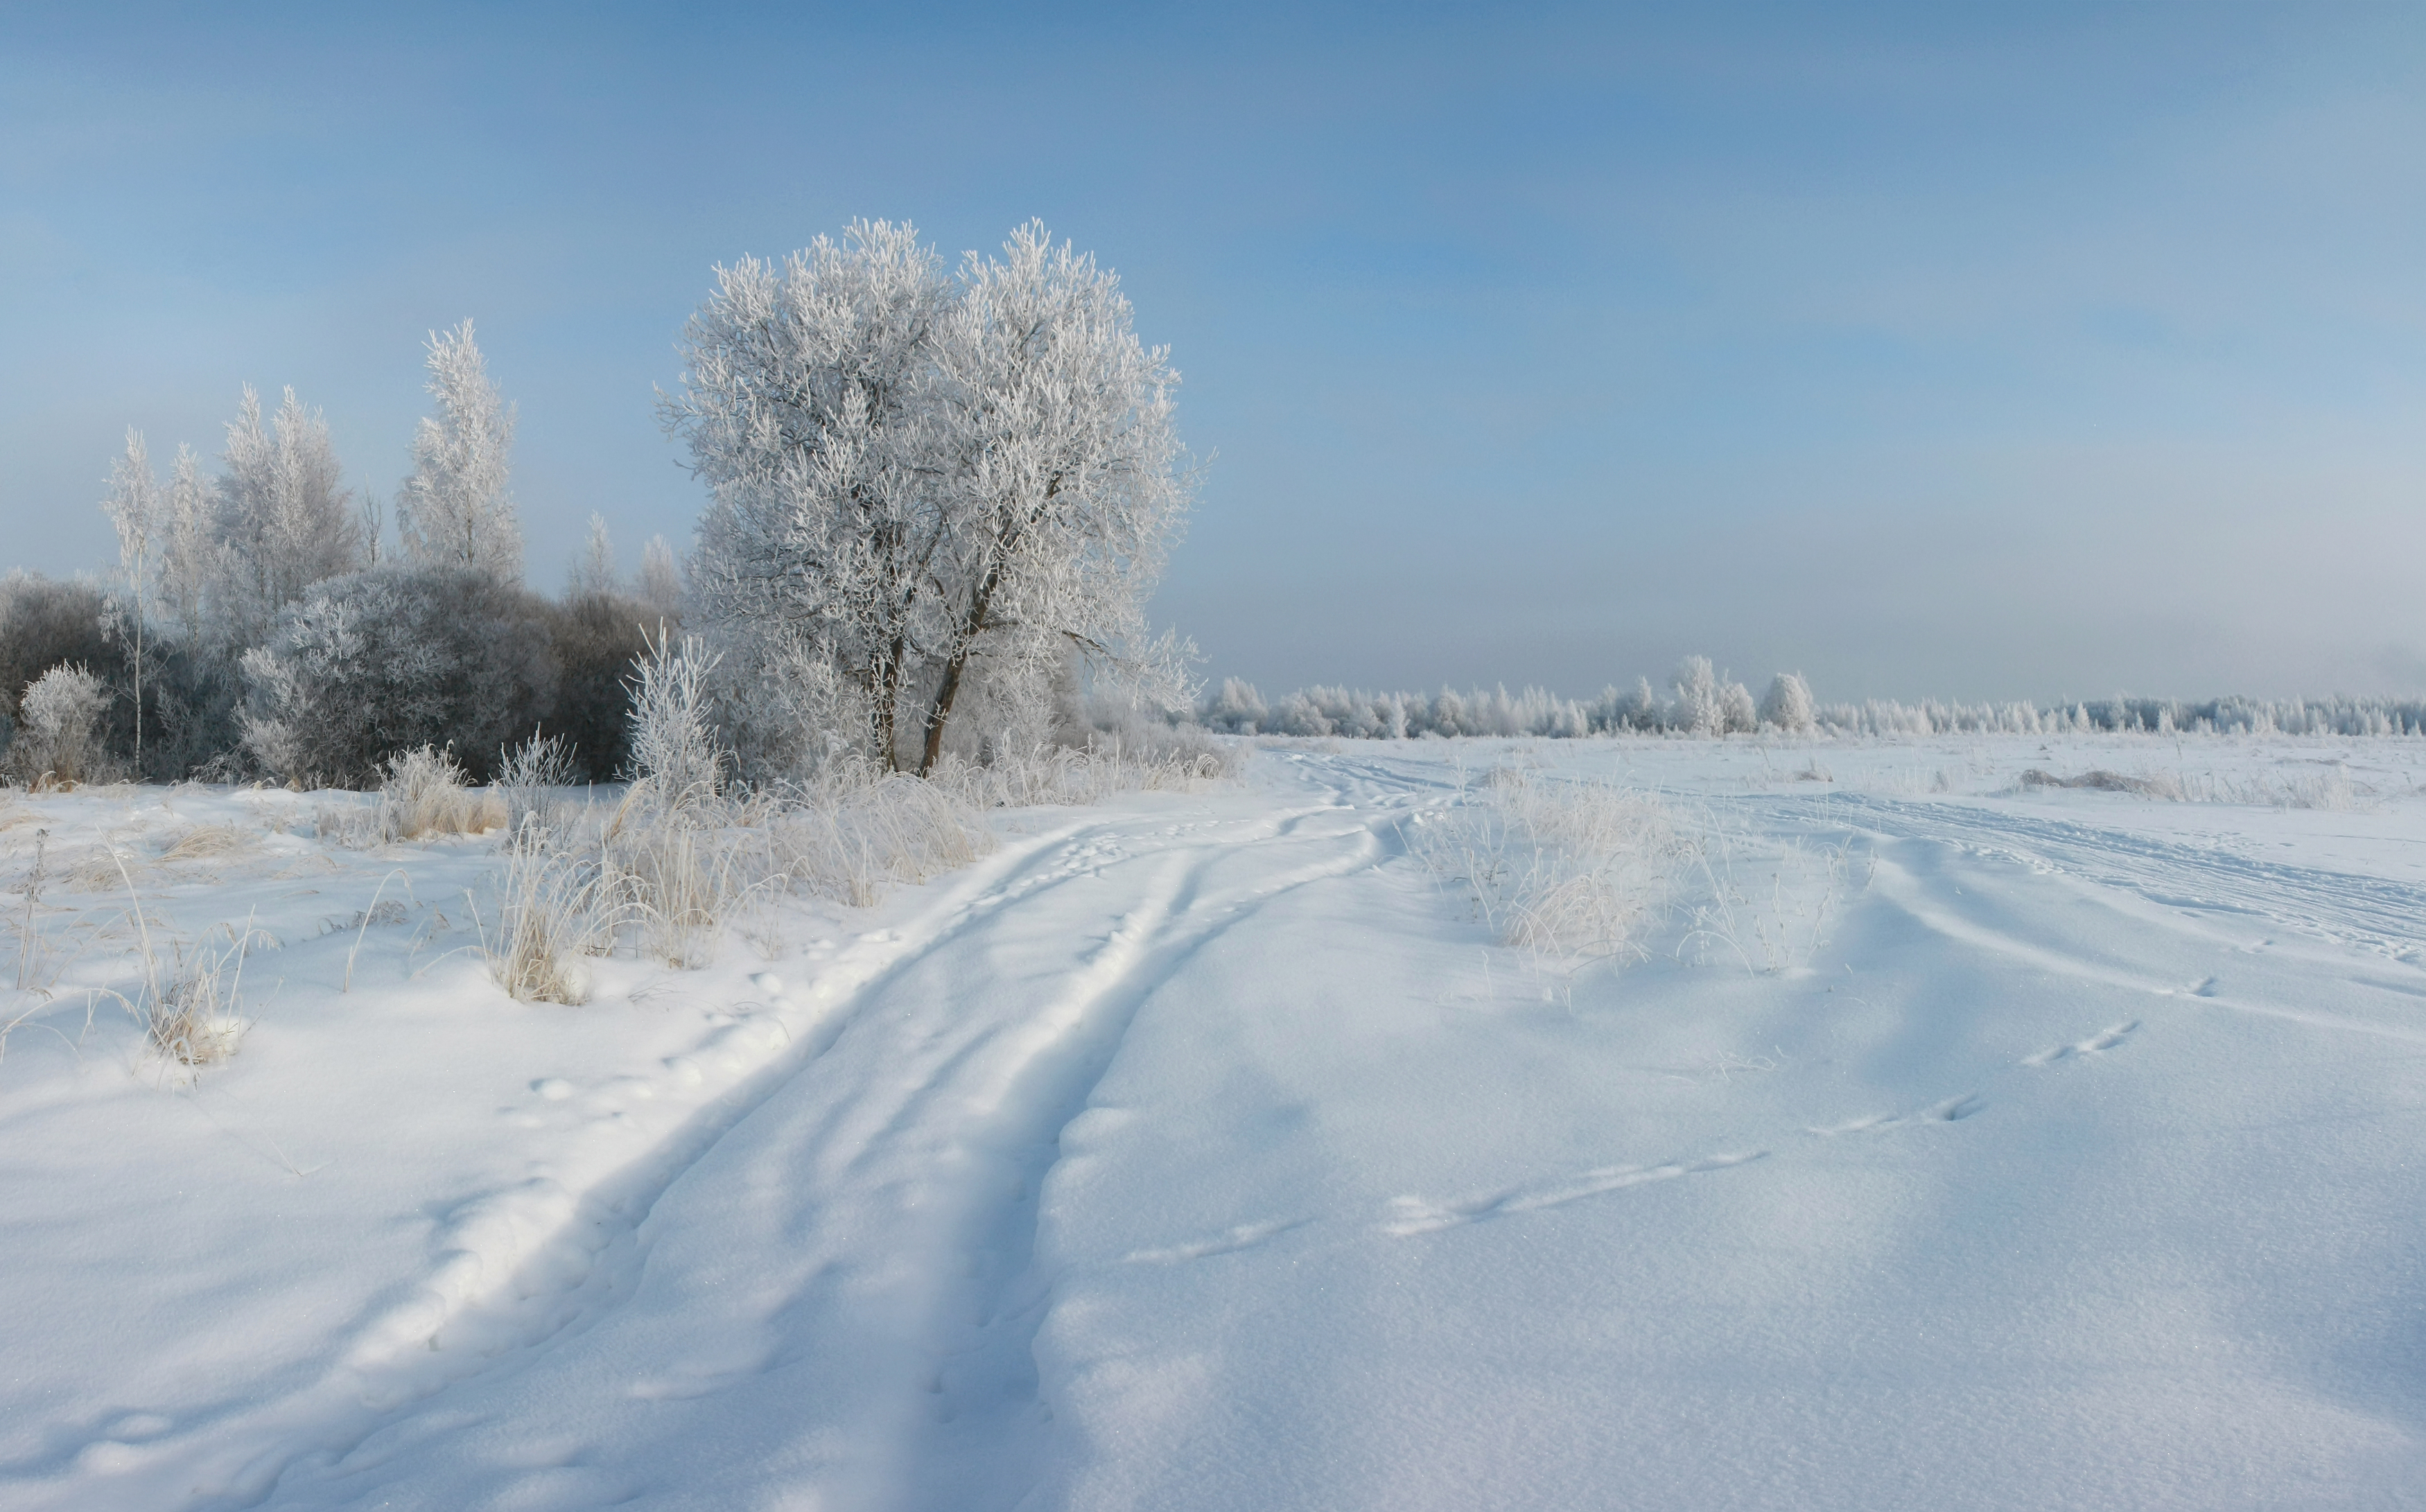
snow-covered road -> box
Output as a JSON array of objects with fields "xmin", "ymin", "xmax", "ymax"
[{"xmin": 6, "ymin": 740, "xmax": 2426, "ymax": 1509}]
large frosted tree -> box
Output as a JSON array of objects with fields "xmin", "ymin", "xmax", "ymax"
[
  {"xmin": 916, "ymin": 221, "xmax": 1189, "ymax": 774},
  {"xmin": 663, "ymin": 220, "xmax": 1192, "ymax": 775},
  {"xmin": 665, "ymin": 220, "xmax": 959, "ymax": 767},
  {"xmin": 399, "ymin": 319, "xmax": 522, "ymax": 579}
]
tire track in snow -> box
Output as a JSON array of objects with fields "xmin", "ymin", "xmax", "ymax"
[
  {"xmin": 1817, "ymin": 792, "xmax": 2426, "ymax": 964},
  {"xmin": 183, "ymin": 790, "xmax": 1404, "ymax": 1511},
  {"xmin": 866, "ymin": 805, "xmax": 1397, "ymax": 1509},
  {"xmin": 1836, "ymin": 800, "xmax": 2426, "ymax": 1047},
  {"xmin": 37, "ymin": 800, "xmax": 1350, "ymax": 1512}
]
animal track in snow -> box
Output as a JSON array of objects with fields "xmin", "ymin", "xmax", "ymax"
[
  {"xmin": 1381, "ymin": 1150, "xmax": 1767, "ymax": 1237},
  {"xmin": 2022, "ymin": 1021, "xmax": 2139, "ymax": 1068},
  {"xmin": 1810, "ymin": 1093, "xmax": 1985, "ymax": 1135},
  {"xmin": 1122, "ymin": 1218, "xmax": 1306, "ymax": 1265}
]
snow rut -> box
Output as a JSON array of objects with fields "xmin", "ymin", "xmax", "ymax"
[{"xmin": 1821, "ymin": 792, "xmax": 2426, "ymax": 962}]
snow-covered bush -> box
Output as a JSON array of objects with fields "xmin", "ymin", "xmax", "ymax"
[
  {"xmin": 3, "ymin": 665, "xmax": 112, "ymax": 786},
  {"xmin": 0, "ymin": 575, "xmax": 119, "ymax": 764},
  {"xmin": 1415, "ymin": 766, "xmax": 1680, "ymax": 962},
  {"xmin": 496, "ymin": 732, "xmax": 580, "ymax": 839},
  {"xmin": 1760, "ymin": 672, "xmax": 1816, "ymax": 734},
  {"xmin": 143, "ymin": 921, "xmax": 267, "ymax": 1068},
  {"xmin": 239, "ymin": 565, "xmax": 557, "ymax": 788}
]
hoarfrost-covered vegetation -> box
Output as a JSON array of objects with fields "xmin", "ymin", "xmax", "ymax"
[
  {"xmin": 1196, "ymin": 667, "xmax": 2426, "ymax": 741},
  {"xmin": 1, "ymin": 221, "xmax": 1207, "ymax": 800},
  {"xmin": 666, "ymin": 220, "xmax": 1194, "ymax": 778}
]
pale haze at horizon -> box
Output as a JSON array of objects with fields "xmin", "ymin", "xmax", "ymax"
[{"xmin": 6, "ymin": 2, "xmax": 2423, "ymax": 705}]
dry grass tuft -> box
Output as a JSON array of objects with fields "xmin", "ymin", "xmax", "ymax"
[
  {"xmin": 378, "ymin": 746, "xmax": 506, "ymax": 841},
  {"xmin": 159, "ymin": 824, "xmax": 250, "ymax": 862},
  {"xmin": 146, "ymin": 921, "xmax": 266, "ymax": 1066},
  {"xmin": 485, "ymin": 820, "xmax": 620, "ymax": 1003}
]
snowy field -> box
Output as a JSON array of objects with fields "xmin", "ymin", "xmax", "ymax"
[{"xmin": 5, "ymin": 731, "xmax": 2426, "ymax": 1510}]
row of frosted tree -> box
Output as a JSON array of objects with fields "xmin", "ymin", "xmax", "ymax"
[{"xmin": 1200, "ymin": 667, "xmax": 2426, "ymax": 741}]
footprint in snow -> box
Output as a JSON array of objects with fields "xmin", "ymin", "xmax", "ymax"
[
  {"xmin": 1810, "ymin": 1093, "xmax": 1984, "ymax": 1134},
  {"xmin": 1122, "ymin": 1218, "xmax": 1306, "ymax": 1265},
  {"xmin": 2022, "ymin": 1021, "xmax": 2140, "ymax": 1068},
  {"xmin": 1381, "ymin": 1152, "xmax": 1766, "ymax": 1238}
]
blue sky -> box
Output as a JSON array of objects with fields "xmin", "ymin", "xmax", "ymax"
[{"xmin": 6, "ymin": 2, "xmax": 2424, "ymax": 701}]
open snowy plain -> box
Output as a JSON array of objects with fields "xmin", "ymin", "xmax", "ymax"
[{"xmin": 5, "ymin": 732, "xmax": 2425, "ymax": 1510}]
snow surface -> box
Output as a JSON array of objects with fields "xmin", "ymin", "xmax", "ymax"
[{"xmin": 5, "ymin": 734, "xmax": 2426, "ymax": 1509}]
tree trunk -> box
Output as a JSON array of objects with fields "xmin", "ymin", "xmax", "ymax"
[{"xmin": 917, "ymin": 572, "xmax": 998, "ymax": 777}]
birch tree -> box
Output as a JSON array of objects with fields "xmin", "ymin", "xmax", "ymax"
[
  {"xmin": 215, "ymin": 385, "xmax": 362, "ymax": 649},
  {"xmin": 399, "ymin": 319, "xmax": 522, "ymax": 579},
  {"xmin": 639, "ymin": 534, "xmax": 681, "ymax": 615},
  {"xmin": 570, "ymin": 513, "xmax": 618, "ymax": 597},
  {"xmin": 156, "ymin": 444, "xmax": 217, "ymax": 647},
  {"xmin": 100, "ymin": 428, "xmax": 159, "ymax": 770}
]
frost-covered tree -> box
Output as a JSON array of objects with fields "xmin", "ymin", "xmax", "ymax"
[
  {"xmin": 639, "ymin": 534, "xmax": 681, "ymax": 614},
  {"xmin": 1720, "ymin": 677, "xmax": 1759, "ymax": 735},
  {"xmin": 215, "ymin": 385, "xmax": 363, "ymax": 647},
  {"xmin": 1671, "ymin": 656, "xmax": 1722, "ymax": 736},
  {"xmin": 570, "ymin": 513, "xmax": 618, "ymax": 597},
  {"xmin": 155, "ymin": 445, "xmax": 217, "ymax": 647},
  {"xmin": 1200, "ymin": 676, "xmax": 1269, "ymax": 735},
  {"xmin": 664, "ymin": 220, "xmax": 1194, "ymax": 777},
  {"xmin": 1760, "ymin": 671, "xmax": 1816, "ymax": 733},
  {"xmin": 916, "ymin": 221, "xmax": 1192, "ymax": 773},
  {"xmin": 99, "ymin": 428, "xmax": 159, "ymax": 771},
  {"xmin": 665, "ymin": 220, "xmax": 959, "ymax": 769},
  {"xmin": 399, "ymin": 320, "xmax": 521, "ymax": 580}
]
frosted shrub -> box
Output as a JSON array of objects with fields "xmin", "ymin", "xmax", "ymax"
[
  {"xmin": 496, "ymin": 732, "xmax": 580, "ymax": 840},
  {"xmin": 487, "ymin": 823, "xmax": 620, "ymax": 1003},
  {"xmin": 146, "ymin": 922, "xmax": 266, "ymax": 1067},
  {"xmin": 5, "ymin": 665, "xmax": 111, "ymax": 786},
  {"xmin": 625, "ymin": 631, "xmax": 724, "ymax": 814},
  {"xmin": 1720, "ymin": 678, "xmax": 1759, "ymax": 735},
  {"xmin": 240, "ymin": 565, "xmax": 556, "ymax": 787},
  {"xmin": 1417, "ymin": 766, "xmax": 1680, "ymax": 962}
]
